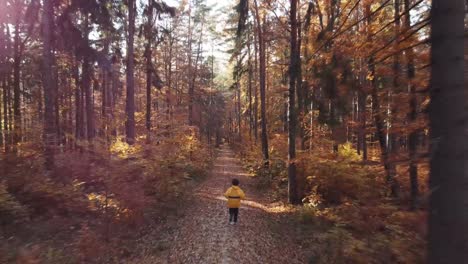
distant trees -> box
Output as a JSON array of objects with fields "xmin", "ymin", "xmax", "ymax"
[
  {"xmin": 0, "ymin": 0, "xmax": 226, "ymax": 168},
  {"xmin": 230, "ymin": 0, "xmax": 432, "ymax": 205}
]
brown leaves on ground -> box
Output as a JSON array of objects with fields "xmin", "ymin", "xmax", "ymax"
[{"xmin": 132, "ymin": 145, "xmax": 305, "ymax": 263}]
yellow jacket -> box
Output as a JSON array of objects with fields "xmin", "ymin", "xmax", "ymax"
[{"xmin": 224, "ymin": 186, "xmax": 245, "ymax": 208}]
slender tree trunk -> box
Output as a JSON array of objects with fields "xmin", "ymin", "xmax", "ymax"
[
  {"xmin": 247, "ymin": 30, "xmax": 253, "ymax": 140},
  {"xmin": 83, "ymin": 55, "xmax": 94, "ymax": 141},
  {"xmin": 253, "ymin": 0, "xmax": 269, "ymax": 165},
  {"xmin": 145, "ymin": 6, "xmax": 153, "ymax": 134},
  {"xmin": 366, "ymin": 4, "xmax": 394, "ymax": 191},
  {"xmin": 358, "ymin": 91, "xmax": 367, "ymax": 160},
  {"xmin": 83, "ymin": 16, "xmax": 95, "ymax": 142},
  {"xmin": 237, "ymin": 79, "xmax": 241, "ymax": 141},
  {"xmin": 13, "ymin": 18, "xmax": 21, "ymax": 146},
  {"xmin": 253, "ymin": 25, "xmax": 259, "ymax": 143},
  {"xmin": 187, "ymin": 1, "xmax": 194, "ymax": 126},
  {"xmin": 2, "ymin": 78, "xmax": 7, "ymax": 148},
  {"xmin": 296, "ymin": 7, "xmax": 305, "ymax": 150},
  {"xmin": 387, "ymin": 0, "xmax": 401, "ymax": 197},
  {"xmin": 41, "ymin": 0, "xmax": 56, "ymax": 171},
  {"xmin": 0, "ymin": 78, "xmax": 4, "ymax": 148},
  {"xmin": 428, "ymin": 0, "xmax": 467, "ymax": 262},
  {"xmin": 125, "ymin": 0, "xmax": 136, "ymax": 144},
  {"xmin": 288, "ymin": 0, "xmax": 299, "ymax": 204},
  {"xmin": 404, "ymin": 0, "xmax": 419, "ymax": 210},
  {"xmin": 74, "ymin": 57, "xmax": 83, "ymax": 142}
]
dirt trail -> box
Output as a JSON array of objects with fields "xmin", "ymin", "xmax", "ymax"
[{"xmin": 162, "ymin": 145, "xmax": 305, "ymax": 264}]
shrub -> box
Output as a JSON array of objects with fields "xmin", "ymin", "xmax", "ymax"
[
  {"xmin": 0, "ymin": 181, "xmax": 28, "ymax": 225},
  {"xmin": 304, "ymin": 154, "xmax": 382, "ymax": 205}
]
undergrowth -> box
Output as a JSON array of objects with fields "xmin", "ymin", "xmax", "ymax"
[
  {"xmin": 234, "ymin": 138, "xmax": 427, "ymax": 263},
  {"xmin": 0, "ymin": 127, "xmax": 214, "ymax": 263}
]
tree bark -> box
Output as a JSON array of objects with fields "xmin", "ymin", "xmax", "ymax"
[
  {"xmin": 366, "ymin": 4, "xmax": 394, "ymax": 192},
  {"xmin": 125, "ymin": 0, "xmax": 136, "ymax": 144},
  {"xmin": 428, "ymin": 0, "xmax": 467, "ymax": 262},
  {"xmin": 187, "ymin": 1, "xmax": 194, "ymax": 126},
  {"xmin": 388, "ymin": 0, "xmax": 401, "ymax": 198},
  {"xmin": 288, "ymin": 0, "xmax": 299, "ymax": 204},
  {"xmin": 253, "ymin": 0, "xmax": 269, "ymax": 165},
  {"xmin": 13, "ymin": 17, "xmax": 21, "ymax": 146},
  {"xmin": 146, "ymin": 5, "xmax": 153, "ymax": 133},
  {"xmin": 74, "ymin": 56, "xmax": 84, "ymax": 142},
  {"xmin": 41, "ymin": 0, "xmax": 56, "ymax": 170},
  {"xmin": 404, "ymin": 0, "xmax": 419, "ymax": 210},
  {"xmin": 83, "ymin": 16, "xmax": 95, "ymax": 142}
]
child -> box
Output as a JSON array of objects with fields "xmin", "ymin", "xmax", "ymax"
[{"xmin": 224, "ymin": 178, "xmax": 246, "ymax": 225}]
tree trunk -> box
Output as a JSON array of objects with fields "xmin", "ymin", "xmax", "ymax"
[
  {"xmin": 358, "ymin": 91, "xmax": 367, "ymax": 160},
  {"xmin": 253, "ymin": 0, "xmax": 269, "ymax": 165},
  {"xmin": 2, "ymin": 78, "xmax": 7, "ymax": 149},
  {"xmin": 83, "ymin": 16, "xmax": 95, "ymax": 142},
  {"xmin": 83, "ymin": 55, "xmax": 94, "ymax": 141},
  {"xmin": 404, "ymin": 0, "xmax": 419, "ymax": 210},
  {"xmin": 388, "ymin": 0, "xmax": 401, "ymax": 198},
  {"xmin": 13, "ymin": 18, "xmax": 21, "ymax": 146},
  {"xmin": 288, "ymin": 0, "xmax": 299, "ymax": 204},
  {"xmin": 428, "ymin": 0, "xmax": 467, "ymax": 262},
  {"xmin": 366, "ymin": 4, "xmax": 394, "ymax": 192},
  {"xmin": 187, "ymin": 2, "xmax": 194, "ymax": 126},
  {"xmin": 74, "ymin": 57, "xmax": 84, "ymax": 142},
  {"xmin": 41, "ymin": 0, "xmax": 56, "ymax": 171},
  {"xmin": 145, "ymin": 6, "xmax": 153, "ymax": 134},
  {"xmin": 253, "ymin": 24, "xmax": 259, "ymax": 143},
  {"xmin": 125, "ymin": 0, "xmax": 136, "ymax": 144},
  {"xmin": 0, "ymin": 78, "xmax": 4, "ymax": 148},
  {"xmin": 296, "ymin": 8, "xmax": 305, "ymax": 150},
  {"xmin": 247, "ymin": 30, "xmax": 253, "ymax": 140}
]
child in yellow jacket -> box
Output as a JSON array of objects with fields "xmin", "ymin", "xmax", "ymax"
[{"xmin": 224, "ymin": 178, "xmax": 245, "ymax": 225}]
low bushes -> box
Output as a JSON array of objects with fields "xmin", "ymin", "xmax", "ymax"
[{"xmin": 0, "ymin": 126, "xmax": 215, "ymax": 263}]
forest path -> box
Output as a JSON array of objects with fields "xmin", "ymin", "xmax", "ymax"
[{"xmin": 163, "ymin": 144, "xmax": 305, "ymax": 263}]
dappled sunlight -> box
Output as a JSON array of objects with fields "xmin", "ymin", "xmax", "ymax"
[
  {"xmin": 195, "ymin": 191, "xmax": 294, "ymax": 214},
  {"xmin": 109, "ymin": 139, "xmax": 142, "ymax": 158}
]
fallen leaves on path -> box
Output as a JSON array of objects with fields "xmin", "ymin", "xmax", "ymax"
[{"xmin": 140, "ymin": 145, "xmax": 305, "ymax": 264}]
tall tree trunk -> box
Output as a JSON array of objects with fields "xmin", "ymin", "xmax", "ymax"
[
  {"xmin": 145, "ymin": 6, "xmax": 153, "ymax": 134},
  {"xmin": 428, "ymin": 0, "xmax": 467, "ymax": 262},
  {"xmin": 253, "ymin": 0, "xmax": 269, "ymax": 165},
  {"xmin": 83, "ymin": 16, "xmax": 95, "ymax": 142},
  {"xmin": 125, "ymin": 0, "xmax": 136, "ymax": 144},
  {"xmin": 288, "ymin": 0, "xmax": 299, "ymax": 204},
  {"xmin": 296, "ymin": 7, "xmax": 305, "ymax": 150},
  {"xmin": 387, "ymin": 0, "xmax": 401, "ymax": 197},
  {"xmin": 2, "ymin": 78, "xmax": 7, "ymax": 148},
  {"xmin": 74, "ymin": 56, "xmax": 83, "ymax": 142},
  {"xmin": 13, "ymin": 17, "xmax": 21, "ymax": 147},
  {"xmin": 237, "ymin": 78, "xmax": 241, "ymax": 141},
  {"xmin": 366, "ymin": 4, "xmax": 394, "ymax": 190},
  {"xmin": 83, "ymin": 55, "xmax": 94, "ymax": 141},
  {"xmin": 358, "ymin": 91, "xmax": 367, "ymax": 160},
  {"xmin": 404, "ymin": 0, "xmax": 419, "ymax": 210},
  {"xmin": 187, "ymin": 1, "xmax": 194, "ymax": 126},
  {"xmin": 247, "ymin": 34, "xmax": 253, "ymax": 141},
  {"xmin": 253, "ymin": 24, "xmax": 259, "ymax": 143},
  {"xmin": 41, "ymin": 0, "xmax": 56, "ymax": 171}
]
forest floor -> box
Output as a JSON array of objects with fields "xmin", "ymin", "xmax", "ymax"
[{"xmin": 136, "ymin": 144, "xmax": 306, "ymax": 263}]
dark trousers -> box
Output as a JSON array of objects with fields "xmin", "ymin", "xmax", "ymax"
[{"xmin": 229, "ymin": 208, "xmax": 239, "ymax": 222}]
